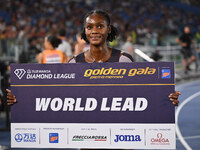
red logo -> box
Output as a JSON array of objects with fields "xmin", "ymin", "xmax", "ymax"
[{"xmin": 150, "ymin": 133, "xmax": 169, "ymax": 145}]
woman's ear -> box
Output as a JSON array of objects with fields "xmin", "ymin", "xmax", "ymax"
[{"xmin": 108, "ymin": 25, "xmax": 111, "ymax": 34}]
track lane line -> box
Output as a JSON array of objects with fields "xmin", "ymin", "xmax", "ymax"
[
  {"xmin": 176, "ymin": 135, "xmax": 200, "ymax": 140},
  {"xmin": 175, "ymin": 91, "xmax": 200, "ymax": 150}
]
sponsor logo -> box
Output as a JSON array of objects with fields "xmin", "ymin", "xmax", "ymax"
[
  {"xmin": 25, "ymin": 69, "xmax": 75, "ymax": 79},
  {"xmin": 15, "ymin": 133, "xmax": 23, "ymax": 142},
  {"xmin": 49, "ymin": 133, "xmax": 59, "ymax": 143},
  {"xmin": 162, "ymin": 69, "xmax": 171, "ymax": 79},
  {"xmin": 114, "ymin": 135, "xmax": 141, "ymax": 142},
  {"xmin": 84, "ymin": 67, "xmax": 156, "ymax": 79},
  {"xmin": 150, "ymin": 133, "xmax": 169, "ymax": 145},
  {"xmin": 14, "ymin": 69, "xmax": 26, "ymax": 79},
  {"xmin": 72, "ymin": 135, "xmax": 107, "ymax": 141},
  {"xmin": 14, "ymin": 133, "xmax": 36, "ymax": 143}
]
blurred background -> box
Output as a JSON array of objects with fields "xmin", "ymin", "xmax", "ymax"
[{"xmin": 0, "ymin": 0, "xmax": 200, "ymax": 149}]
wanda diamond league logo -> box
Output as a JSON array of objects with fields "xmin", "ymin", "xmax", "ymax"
[{"xmin": 14, "ymin": 69, "xmax": 26, "ymax": 79}]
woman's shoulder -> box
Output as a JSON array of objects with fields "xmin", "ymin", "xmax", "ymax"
[
  {"xmin": 120, "ymin": 51, "xmax": 134, "ymax": 62},
  {"xmin": 68, "ymin": 52, "xmax": 85, "ymax": 63},
  {"xmin": 68, "ymin": 56, "xmax": 76, "ymax": 63},
  {"xmin": 111, "ymin": 48, "xmax": 134, "ymax": 62}
]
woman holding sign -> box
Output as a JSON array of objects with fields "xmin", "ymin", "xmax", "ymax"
[
  {"xmin": 70, "ymin": 9, "xmax": 180, "ymax": 150},
  {"xmin": 7, "ymin": 9, "xmax": 179, "ymax": 108},
  {"xmin": 7, "ymin": 9, "xmax": 180, "ymax": 150}
]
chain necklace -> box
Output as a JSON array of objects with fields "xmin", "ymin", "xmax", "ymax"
[{"xmin": 89, "ymin": 51, "xmax": 108, "ymax": 63}]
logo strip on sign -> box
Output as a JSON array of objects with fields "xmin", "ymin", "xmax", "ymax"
[{"xmin": 11, "ymin": 83, "xmax": 175, "ymax": 87}]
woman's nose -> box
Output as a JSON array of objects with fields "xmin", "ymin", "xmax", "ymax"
[{"xmin": 91, "ymin": 27, "xmax": 98, "ymax": 34}]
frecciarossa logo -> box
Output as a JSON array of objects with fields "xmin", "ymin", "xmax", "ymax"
[{"xmin": 72, "ymin": 135, "xmax": 107, "ymax": 141}]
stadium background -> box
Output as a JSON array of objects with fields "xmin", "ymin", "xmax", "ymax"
[{"xmin": 0, "ymin": 0, "xmax": 200, "ymax": 149}]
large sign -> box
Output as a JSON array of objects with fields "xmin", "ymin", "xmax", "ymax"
[{"xmin": 11, "ymin": 62, "xmax": 175, "ymax": 149}]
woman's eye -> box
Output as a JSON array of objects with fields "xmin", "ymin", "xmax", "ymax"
[
  {"xmin": 87, "ymin": 26, "xmax": 91, "ymax": 30},
  {"xmin": 98, "ymin": 25, "xmax": 103, "ymax": 28}
]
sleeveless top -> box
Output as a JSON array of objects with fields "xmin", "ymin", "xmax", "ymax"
[
  {"xmin": 69, "ymin": 48, "xmax": 134, "ymax": 63},
  {"xmin": 42, "ymin": 49, "xmax": 64, "ymax": 63}
]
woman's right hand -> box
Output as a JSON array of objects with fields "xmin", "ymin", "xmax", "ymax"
[{"xmin": 6, "ymin": 89, "xmax": 17, "ymax": 106}]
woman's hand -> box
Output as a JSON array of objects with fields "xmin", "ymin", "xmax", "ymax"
[
  {"xmin": 6, "ymin": 89, "xmax": 17, "ymax": 106},
  {"xmin": 169, "ymin": 91, "xmax": 181, "ymax": 106}
]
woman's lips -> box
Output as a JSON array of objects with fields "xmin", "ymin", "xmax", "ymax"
[{"xmin": 90, "ymin": 36, "xmax": 101, "ymax": 40}]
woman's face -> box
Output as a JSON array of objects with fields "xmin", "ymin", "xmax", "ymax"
[{"xmin": 85, "ymin": 14, "xmax": 111, "ymax": 46}]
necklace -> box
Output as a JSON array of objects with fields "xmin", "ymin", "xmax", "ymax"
[{"xmin": 89, "ymin": 51, "xmax": 108, "ymax": 63}]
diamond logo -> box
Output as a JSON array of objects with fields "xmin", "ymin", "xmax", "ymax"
[{"xmin": 14, "ymin": 69, "xmax": 26, "ymax": 79}]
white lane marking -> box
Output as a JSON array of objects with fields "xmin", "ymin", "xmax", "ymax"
[
  {"xmin": 176, "ymin": 135, "xmax": 200, "ymax": 140},
  {"xmin": 176, "ymin": 91, "xmax": 200, "ymax": 150}
]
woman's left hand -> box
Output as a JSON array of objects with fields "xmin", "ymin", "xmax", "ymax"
[{"xmin": 169, "ymin": 91, "xmax": 181, "ymax": 106}]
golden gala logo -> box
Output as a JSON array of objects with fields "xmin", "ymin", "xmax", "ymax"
[{"xmin": 84, "ymin": 67, "xmax": 156, "ymax": 79}]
